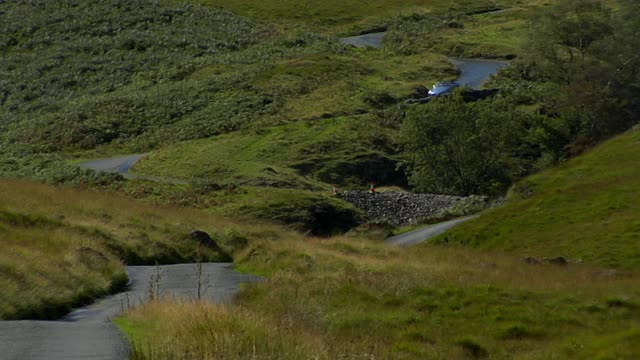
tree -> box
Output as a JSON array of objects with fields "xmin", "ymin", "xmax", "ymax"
[
  {"xmin": 398, "ymin": 95, "xmax": 524, "ymax": 196},
  {"xmin": 527, "ymin": 0, "xmax": 613, "ymax": 85},
  {"xmin": 525, "ymin": 0, "xmax": 639, "ymax": 151}
]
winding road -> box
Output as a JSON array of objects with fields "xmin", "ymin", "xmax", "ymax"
[
  {"xmin": 385, "ymin": 216, "xmax": 479, "ymax": 246},
  {"xmin": 450, "ymin": 58, "xmax": 507, "ymax": 89},
  {"xmin": 0, "ymin": 263, "xmax": 259, "ymax": 360},
  {"xmin": 339, "ymin": 32, "xmax": 508, "ymax": 89},
  {"xmin": 78, "ymin": 154, "xmax": 146, "ymax": 179},
  {"xmin": 78, "ymin": 154, "xmax": 187, "ymax": 185}
]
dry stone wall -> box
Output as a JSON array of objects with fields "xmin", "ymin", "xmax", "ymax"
[{"xmin": 340, "ymin": 190, "xmax": 472, "ymax": 226}]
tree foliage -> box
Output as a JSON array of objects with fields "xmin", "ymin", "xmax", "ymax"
[
  {"xmin": 524, "ymin": 0, "xmax": 639, "ymax": 151},
  {"xmin": 398, "ymin": 95, "xmax": 526, "ymax": 196}
]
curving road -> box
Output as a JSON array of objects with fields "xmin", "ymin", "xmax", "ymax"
[
  {"xmin": 338, "ymin": 32, "xmax": 507, "ymax": 89},
  {"xmin": 385, "ymin": 215, "xmax": 478, "ymax": 247},
  {"xmin": 450, "ymin": 58, "xmax": 507, "ymax": 89},
  {"xmin": 0, "ymin": 263, "xmax": 260, "ymax": 360},
  {"xmin": 3, "ymin": 20, "xmax": 497, "ymax": 360},
  {"xmin": 78, "ymin": 154, "xmax": 146, "ymax": 179},
  {"xmin": 78, "ymin": 154, "xmax": 187, "ymax": 185},
  {"xmin": 339, "ymin": 32, "xmax": 387, "ymax": 48}
]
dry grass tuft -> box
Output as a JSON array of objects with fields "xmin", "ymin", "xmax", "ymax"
[{"xmin": 118, "ymin": 299, "xmax": 322, "ymax": 360}]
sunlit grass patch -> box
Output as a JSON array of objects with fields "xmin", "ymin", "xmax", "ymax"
[
  {"xmin": 116, "ymin": 300, "xmax": 322, "ymax": 360},
  {"xmin": 0, "ymin": 209, "xmax": 127, "ymax": 319}
]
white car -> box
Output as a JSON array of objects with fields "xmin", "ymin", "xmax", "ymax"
[{"xmin": 428, "ymin": 81, "xmax": 460, "ymax": 96}]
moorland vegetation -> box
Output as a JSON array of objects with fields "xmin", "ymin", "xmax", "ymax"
[{"xmin": 1, "ymin": 0, "xmax": 639, "ymax": 357}]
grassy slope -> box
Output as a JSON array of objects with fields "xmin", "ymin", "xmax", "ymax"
[
  {"xmin": 134, "ymin": 115, "xmax": 403, "ymax": 188},
  {"xmin": 118, "ymin": 125, "xmax": 640, "ymax": 359},
  {"xmin": 0, "ymin": 209, "xmax": 126, "ymax": 320},
  {"xmin": 0, "ymin": 179, "xmax": 298, "ymax": 319},
  {"xmin": 432, "ymin": 127, "xmax": 640, "ymax": 267},
  {"xmin": 120, "ymin": 236, "xmax": 640, "ymax": 359},
  {"xmin": 0, "ymin": 0, "xmax": 549, "ymax": 231}
]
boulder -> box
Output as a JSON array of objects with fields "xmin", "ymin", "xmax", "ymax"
[{"xmin": 189, "ymin": 230, "xmax": 218, "ymax": 247}]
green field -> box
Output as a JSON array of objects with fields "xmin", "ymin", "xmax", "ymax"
[
  {"xmin": 133, "ymin": 115, "xmax": 405, "ymax": 188},
  {"xmin": 182, "ymin": 0, "xmax": 540, "ymax": 33}
]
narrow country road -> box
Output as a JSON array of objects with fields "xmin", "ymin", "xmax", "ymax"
[
  {"xmin": 78, "ymin": 154, "xmax": 187, "ymax": 185},
  {"xmin": 78, "ymin": 154, "xmax": 146, "ymax": 179},
  {"xmin": 385, "ymin": 216, "xmax": 479, "ymax": 246},
  {"xmin": 0, "ymin": 263, "xmax": 259, "ymax": 360},
  {"xmin": 450, "ymin": 58, "xmax": 507, "ymax": 89},
  {"xmin": 339, "ymin": 32, "xmax": 386, "ymax": 48},
  {"xmin": 338, "ymin": 32, "xmax": 507, "ymax": 89}
]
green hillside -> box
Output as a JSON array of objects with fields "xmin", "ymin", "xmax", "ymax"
[
  {"xmin": 433, "ymin": 127, "xmax": 640, "ymax": 267},
  {"xmin": 0, "ymin": 179, "xmax": 300, "ymax": 319},
  {"xmin": 134, "ymin": 115, "xmax": 405, "ymax": 188},
  {"xmin": 182, "ymin": 0, "xmax": 522, "ymax": 32}
]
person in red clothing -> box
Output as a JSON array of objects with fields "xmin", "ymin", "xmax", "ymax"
[{"xmin": 370, "ymin": 181, "xmax": 376, "ymax": 194}]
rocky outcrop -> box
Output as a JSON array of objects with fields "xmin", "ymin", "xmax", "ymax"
[{"xmin": 339, "ymin": 190, "xmax": 481, "ymax": 226}]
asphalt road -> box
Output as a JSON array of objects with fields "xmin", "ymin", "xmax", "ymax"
[
  {"xmin": 0, "ymin": 263, "xmax": 260, "ymax": 360},
  {"xmin": 339, "ymin": 32, "xmax": 387, "ymax": 48},
  {"xmin": 41, "ymin": 30, "xmax": 489, "ymax": 360},
  {"xmin": 78, "ymin": 154, "xmax": 187, "ymax": 185},
  {"xmin": 449, "ymin": 58, "xmax": 508, "ymax": 89},
  {"xmin": 385, "ymin": 216, "xmax": 479, "ymax": 247},
  {"xmin": 78, "ymin": 154, "xmax": 146, "ymax": 179},
  {"xmin": 338, "ymin": 32, "xmax": 507, "ymax": 89}
]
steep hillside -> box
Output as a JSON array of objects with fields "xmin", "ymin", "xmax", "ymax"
[
  {"xmin": 433, "ymin": 127, "xmax": 640, "ymax": 267},
  {"xmin": 0, "ymin": 208, "xmax": 126, "ymax": 320}
]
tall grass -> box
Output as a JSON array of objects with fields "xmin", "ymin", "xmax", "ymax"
[
  {"xmin": 117, "ymin": 300, "xmax": 321, "ymax": 360},
  {"xmin": 0, "ymin": 209, "xmax": 127, "ymax": 319},
  {"xmin": 119, "ymin": 234, "xmax": 640, "ymax": 359}
]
